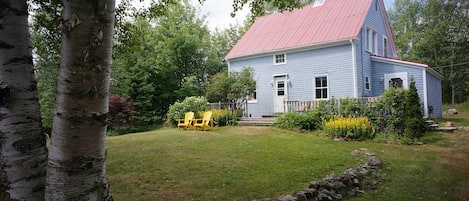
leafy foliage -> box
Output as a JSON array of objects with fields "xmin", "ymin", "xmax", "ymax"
[
  {"xmin": 374, "ymin": 87, "xmax": 407, "ymax": 135},
  {"xmin": 112, "ymin": 1, "xmax": 221, "ymax": 127},
  {"xmin": 205, "ymin": 67, "xmax": 256, "ymax": 110},
  {"xmin": 30, "ymin": 0, "xmax": 62, "ymax": 131},
  {"xmin": 108, "ymin": 94, "xmax": 134, "ymax": 134},
  {"xmin": 274, "ymin": 110, "xmax": 321, "ymax": 131},
  {"xmin": 166, "ymin": 96, "xmax": 209, "ymax": 127},
  {"xmin": 389, "ymin": 0, "xmax": 469, "ymax": 104}
]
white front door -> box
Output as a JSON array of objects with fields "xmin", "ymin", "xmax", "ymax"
[{"xmin": 273, "ymin": 76, "xmax": 287, "ymax": 113}]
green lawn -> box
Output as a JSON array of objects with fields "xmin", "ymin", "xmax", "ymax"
[{"xmin": 107, "ymin": 106, "xmax": 469, "ymax": 201}]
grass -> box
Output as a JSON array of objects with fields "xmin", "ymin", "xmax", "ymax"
[{"xmin": 106, "ymin": 103, "xmax": 469, "ymax": 201}]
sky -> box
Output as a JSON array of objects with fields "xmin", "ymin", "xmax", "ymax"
[
  {"xmin": 119, "ymin": 0, "xmax": 395, "ymax": 31},
  {"xmin": 195, "ymin": 0, "xmax": 395, "ymax": 31}
]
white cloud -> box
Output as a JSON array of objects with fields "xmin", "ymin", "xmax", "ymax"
[{"xmin": 192, "ymin": 0, "xmax": 249, "ymax": 31}]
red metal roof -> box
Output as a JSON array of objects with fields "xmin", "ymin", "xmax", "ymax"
[{"xmin": 226, "ymin": 0, "xmax": 374, "ymax": 60}]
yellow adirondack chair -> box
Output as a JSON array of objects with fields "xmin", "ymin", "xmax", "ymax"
[
  {"xmin": 194, "ymin": 111, "xmax": 214, "ymax": 131},
  {"xmin": 177, "ymin": 112, "xmax": 194, "ymax": 130}
]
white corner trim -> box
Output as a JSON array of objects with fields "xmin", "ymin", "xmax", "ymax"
[
  {"xmin": 422, "ymin": 69, "xmax": 429, "ymax": 118},
  {"xmin": 350, "ymin": 39, "xmax": 358, "ymax": 98}
]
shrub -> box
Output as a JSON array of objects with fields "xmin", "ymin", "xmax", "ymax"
[
  {"xmin": 323, "ymin": 116, "xmax": 375, "ymax": 140},
  {"xmin": 275, "ymin": 111, "xmax": 320, "ymax": 131},
  {"xmin": 338, "ymin": 98, "xmax": 373, "ymax": 117},
  {"xmin": 167, "ymin": 96, "xmax": 209, "ymax": 127},
  {"xmin": 211, "ymin": 109, "xmax": 240, "ymax": 126},
  {"xmin": 404, "ymin": 79, "xmax": 426, "ymax": 139},
  {"xmin": 374, "ymin": 87, "xmax": 407, "ymax": 135},
  {"xmin": 108, "ymin": 94, "xmax": 134, "ymax": 134}
]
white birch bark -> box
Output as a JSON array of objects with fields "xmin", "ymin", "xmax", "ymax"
[
  {"xmin": 0, "ymin": 0, "xmax": 48, "ymax": 200},
  {"xmin": 45, "ymin": 0, "xmax": 115, "ymax": 200}
]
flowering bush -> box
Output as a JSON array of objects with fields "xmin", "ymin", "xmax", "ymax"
[
  {"xmin": 323, "ymin": 116, "xmax": 375, "ymax": 140},
  {"xmin": 211, "ymin": 109, "xmax": 240, "ymax": 126}
]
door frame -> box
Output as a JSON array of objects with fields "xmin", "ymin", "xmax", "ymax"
[{"xmin": 273, "ymin": 74, "xmax": 288, "ymax": 113}]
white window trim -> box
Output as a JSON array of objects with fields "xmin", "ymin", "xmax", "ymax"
[
  {"xmin": 366, "ymin": 27, "xmax": 372, "ymax": 52},
  {"xmin": 313, "ymin": 74, "xmax": 329, "ymax": 100},
  {"xmin": 384, "ymin": 72, "xmax": 409, "ymax": 90},
  {"xmin": 273, "ymin": 53, "xmax": 286, "ymax": 65},
  {"xmin": 366, "ymin": 27, "xmax": 378, "ymax": 54},
  {"xmin": 383, "ymin": 36, "xmax": 388, "ymax": 57}
]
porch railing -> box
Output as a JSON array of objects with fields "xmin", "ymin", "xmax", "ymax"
[{"xmin": 284, "ymin": 97, "xmax": 380, "ymax": 113}]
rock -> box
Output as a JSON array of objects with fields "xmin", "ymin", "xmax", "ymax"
[
  {"xmin": 303, "ymin": 188, "xmax": 318, "ymax": 197},
  {"xmin": 309, "ymin": 181, "xmax": 318, "ymax": 189},
  {"xmin": 257, "ymin": 151, "xmax": 384, "ymax": 201},
  {"xmin": 317, "ymin": 189, "xmax": 333, "ymax": 201},
  {"xmin": 368, "ymin": 156, "xmax": 383, "ymax": 167},
  {"xmin": 446, "ymin": 108, "xmax": 458, "ymax": 115},
  {"xmin": 353, "ymin": 178, "xmax": 360, "ymax": 186},
  {"xmin": 332, "ymin": 181, "xmax": 347, "ymax": 192},
  {"xmin": 444, "ymin": 121, "xmax": 455, "ymax": 127},
  {"xmin": 295, "ymin": 191, "xmax": 307, "ymax": 201},
  {"xmin": 334, "ymin": 193, "xmax": 344, "ymax": 201},
  {"xmin": 351, "ymin": 150, "xmax": 361, "ymax": 155},
  {"xmin": 277, "ymin": 196, "xmax": 293, "ymax": 201}
]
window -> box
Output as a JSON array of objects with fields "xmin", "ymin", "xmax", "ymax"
[
  {"xmin": 383, "ymin": 36, "xmax": 388, "ymax": 57},
  {"xmin": 248, "ymin": 89, "xmax": 257, "ymax": 102},
  {"xmin": 366, "ymin": 27, "xmax": 377, "ymax": 53},
  {"xmin": 314, "ymin": 76, "xmax": 328, "ymax": 100},
  {"xmin": 389, "ymin": 78, "xmax": 403, "ymax": 88},
  {"xmin": 274, "ymin": 53, "xmax": 286, "ymax": 65},
  {"xmin": 277, "ymin": 81, "xmax": 285, "ymax": 96},
  {"xmin": 384, "ymin": 72, "xmax": 408, "ymax": 90},
  {"xmin": 365, "ymin": 76, "xmax": 370, "ymax": 90},
  {"xmin": 372, "ymin": 31, "xmax": 377, "ymax": 53}
]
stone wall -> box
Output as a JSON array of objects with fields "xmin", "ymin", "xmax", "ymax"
[{"xmin": 253, "ymin": 148, "xmax": 384, "ymax": 201}]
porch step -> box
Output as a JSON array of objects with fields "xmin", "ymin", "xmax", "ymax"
[{"xmin": 238, "ymin": 117, "xmax": 277, "ymax": 126}]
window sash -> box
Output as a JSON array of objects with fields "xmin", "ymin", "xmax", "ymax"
[
  {"xmin": 314, "ymin": 76, "xmax": 328, "ymax": 99},
  {"xmin": 274, "ymin": 54, "xmax": 286, "ymax": 64}
]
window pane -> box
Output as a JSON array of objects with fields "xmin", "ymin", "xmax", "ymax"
[
  {"xmin": 322, "ymin": 89, "xmax": 328, "ymax": 98},
  {"xmin": 278, "ymin": 81, "xmax": 284, "ymax": 88},
  {"xmin": 321, "ymin": 77, "xmax": 327, "ymax": 87},
  {"xmin": 315, "ymin": 78, "xmax": 321, "ymax": 87},
  {"xmin": 390, "ymin": 78, "xmax": 403, "ymax": 88},
  {"xmin": 316, "ymin": 89, "xmax": 322, "ymax": 99},
  {"xmin": 275, "ymin": 54, "xmax": 285, "ymax": 64},
  {"xmin": 278, "ymin": 90, "xmax": 285, "ymax": 96}
]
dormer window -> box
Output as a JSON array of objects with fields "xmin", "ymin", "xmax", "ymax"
[
  {"xmin": 274, "ymin": 53, "xmax": 286, "ymax": 65},
  {"xmin": 366, "ymin": 27, "xmax": 377, "ymax": 54}
]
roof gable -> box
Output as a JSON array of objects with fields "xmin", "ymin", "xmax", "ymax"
[{"xmin": 226, "ymin": 0, "xmax": 374, "ymax": 60}]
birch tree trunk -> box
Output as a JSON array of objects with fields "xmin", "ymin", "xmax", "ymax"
[
  {"xmin": 0, "ymin": 0, "xmax": 48, "ymax": 200},
  {"xmin": 45, "ymin": 0, "xmax": 115, "ymax": 200}
]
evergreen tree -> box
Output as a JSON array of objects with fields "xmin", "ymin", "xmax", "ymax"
[{"xmin": 404, "ymin": 78, "xmax": 426, "ymax": 140}]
